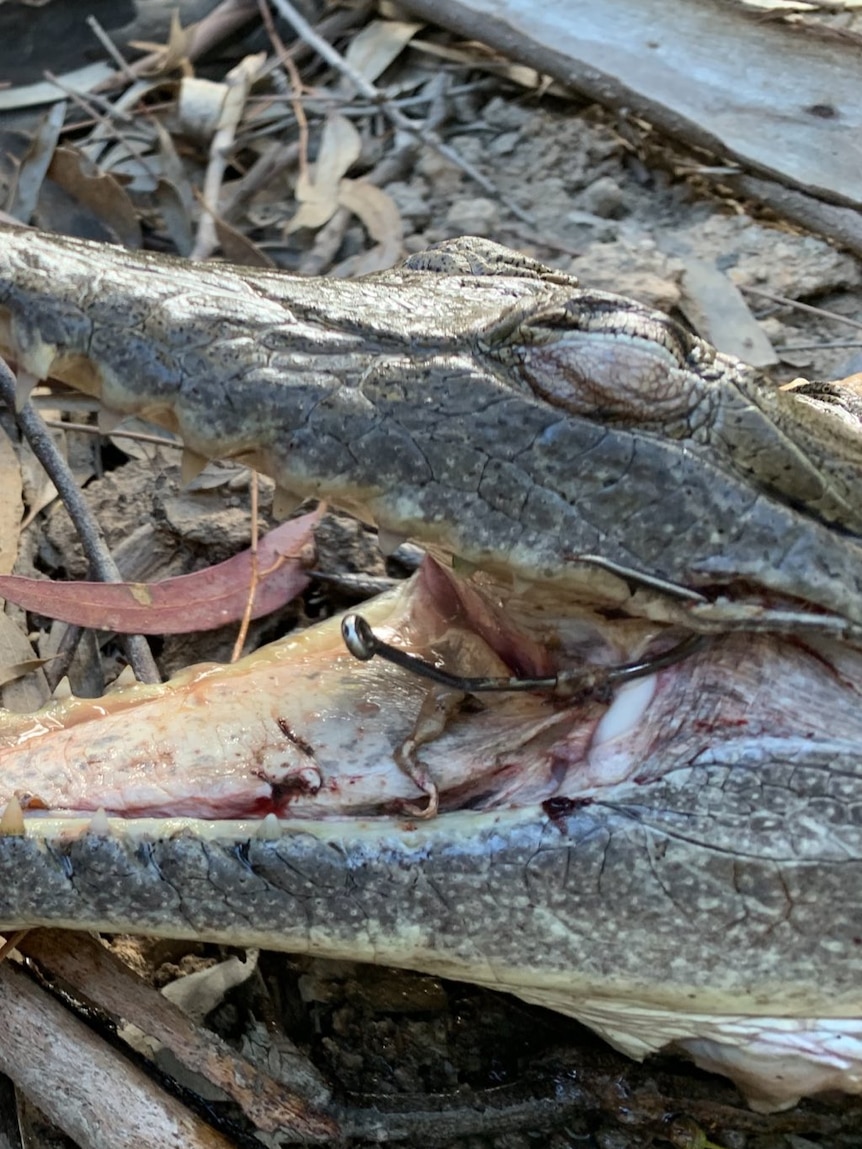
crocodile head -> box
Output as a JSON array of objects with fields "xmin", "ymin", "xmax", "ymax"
[{"xmin": 1, "ymin": 231, "xmax": 862, "ymax": 1112}]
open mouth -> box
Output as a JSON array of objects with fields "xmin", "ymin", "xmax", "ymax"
[{"xmin": 2, "ymin": 554, "xmax": 860, "ymax": 825}]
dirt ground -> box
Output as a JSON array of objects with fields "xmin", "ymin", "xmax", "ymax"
[{"xmin": 1, "ymin": 2, "xmax": 862, "ymax": 1147}]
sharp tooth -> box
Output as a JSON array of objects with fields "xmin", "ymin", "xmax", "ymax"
[
  {"xmin": 18, "ymin": 336, "xmax": 56, "ymax": 382},
  {"xmin": 52, "ymin": 676, "xmax": 74, "ymax": 700},
  {"xmin": 592, "ymin": 673, "xmax": 656, "ymax": 748},
  {"xmin": 98, "ymin": 407, "xmax": 124, "ymax": 434},
  {"xmin": 378, "ymin": 527, "xmax": 408, "ymax": 557},
  {"xmin": 107, "ymin": 665, "xmax": 139, "ymax": 692},
  {"xmin": 0, "ymin": 797, "xmax": 25, "ymax": 837},
  {"xmin": 272, "ymin": 485, "xmax": 303, "ymax": 520},
  {"xmin": 256, "ymin": 812, "xmax": 282, "ymax": 840},
  {"xmin": 181, "ymin": 447, "xmax": 209, "ymax": 486},
  {"xmin": 88, "ymin": 807, "xmax": 111, "ymax": 837},
  {"xmin": 14, "ymin": 369, "xmax": 39, "ymax": 411}
]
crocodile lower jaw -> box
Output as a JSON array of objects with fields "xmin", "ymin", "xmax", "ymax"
[
  {"xmin": 4, "ymin": 556, "xmax": 858, "ymax": 821},
  {"xmin": 3, "ymin": 558, "xmax": 862, "ymax": 1112}
]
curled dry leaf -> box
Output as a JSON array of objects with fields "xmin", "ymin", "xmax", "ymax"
[
  {"xmin": 46, "ymin": 147, "xmax": 141, "ymax": 248},
  {"xmin": 0, "ymin": 510, "xmax": 321, "ymax": 635},
  {"xmin": 342, "ymin": 19, "xmax": 424, "ymax": 87},
  {"xmin": 8, "ymin": 100, "xmax": 66, "ymax": 224},
  {"xmin": 334, "ymin": 180, "xmax": 403, "ymax": 274},
  {"xmin": 177, "ymin": 76, "xmax": 228, "ymax": 142},
  {"xmin": 286, "ymin": 113, "xmax": 362, "ymax": 233}
]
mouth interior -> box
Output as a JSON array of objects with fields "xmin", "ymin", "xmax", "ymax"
[{"xmin": 1, "ymin": 558, "xmax": 860, "ymax": 823}]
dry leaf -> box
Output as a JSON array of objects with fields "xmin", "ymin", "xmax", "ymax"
[
  {"xmin": 286, "ymin": 114, "xmax": 361, "ymax": 234},
  {"xmin": 192, "ymin": 51, "xmax": 266, "ymax": 262},
  {"xmin": 0, "ymin": 63, "xmax": 114, "ymax": 113},
  {"xmin": 335, "ymin": 180, "xmax": 403, "ymax": 274},
  {"xmin": 678, "ymin": 258, "xmax": 778, "ymax": 367},
  {"xmin": 129, "ymin": 10, "xmax": 192, "ymax": 75},
  {"xmin": 214, "ymin": 218, "xmax": 276, "ymax": 267},
  {"xmin": 411, "ymin": 39, "xmax": 566, "ymax": 96},
  {"xmin": 18, "ymin": 430, "xmax": 59, "ymax": 530},
  {"xmin": 153, "ymin": 178, "xmax": 195, "ymax": 256},
  {"xmin": 0, "ymin": 511, "xmax": 320, "ymax": 634},
  {"xmin": 45, "ymin": 147, "xmax": 141, "ymax": 248},
  {"xmin": 177, "ymin": 76, "xmax": 228, "ymax": 141},
  {"xmin": 0, "ymin": 657, "xmax": 50, "ymax": 688},
  {"xmin": 8, "ymin": 100, "xmax": 65, "ymax": 223},
  {"xmin": 342, "ymin": 19, "xmax": 424, "ymax": 86},
  {"xmin": 0, "ymin": 614, "xmax": 49, "ymax": 713}
]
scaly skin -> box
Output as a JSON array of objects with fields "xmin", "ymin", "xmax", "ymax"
[
  {"xmin": 0, "ymin": 228, "xmax": 861, "ymax": 1111},
  {"xmin": 1, "ymin": 227, "xmax": 861, "ymax": 626}
]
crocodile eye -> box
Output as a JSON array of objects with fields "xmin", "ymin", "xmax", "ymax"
[{"xmin": 513, "ymin": 329, "xmax": 698, "ymax": 426}]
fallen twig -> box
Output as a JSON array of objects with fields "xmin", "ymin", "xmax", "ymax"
[
  {"xmin": 0, "ymin": 356, "xmax": 161, "ymax": 685},
  {"xmin": 740, "ymin": 286, "xmax": 862, "ymax": 333},
  {"xmin": 191, "ymin": 52, "xmax": 267, "ymax": 261},
  {"xmin": 18, "ymin": 930, "xmax": 339, "ymax": 1141},
  {"xmin": 0, "ymin": 956, "xmax": 236, "ymax": 1149}
]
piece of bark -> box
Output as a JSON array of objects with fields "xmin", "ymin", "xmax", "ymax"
[
  {"xmin": 720, "ymin": 172, "xmax": 862, "ymax": 260},
  {"xmin": 402, "ymin": 0, "xmax": 861, "ymax": 210},
  {"xmin": 17, "ymin": 930, "xmax": 338, "ymax": 1142},
  {"xmin": 0, "ymin": 958, "xmax": 233, "ymax": 1149}
]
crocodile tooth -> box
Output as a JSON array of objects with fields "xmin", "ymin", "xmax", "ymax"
[
  {"xmin": 257, "ymin": 812, "xmax": 282, "ymax": 841},
  {"xmin": 14, "ymin": 368, "xmax": 39, "ymax": 411},
  {"xmin": 15, "ymin": 333, "xmax": 56, "ymax": 390},
  {"xmin": 181, "ymin": 447, "xmax": 209, "ymax": 486},
  {"xmin": 51, "ymin": 675, "xmax": 74, "ymax": 700},
  {"xmin": 377, "ymin": 527, "xmax": 408, "ymax": 557},
  {"xmin": 271, "ymin": 485, "xmax": 303, "ymax": 520},
  {"xmin": 97, "ymin": 406, "xmax": 124, "ymax": 434},
  {"xmin": 108, "ymin": 665, "xmax": 139, "ymax": 691},
  {"xmin": 0, "ymin": 796, "xmax": 25, "ymax": 837},
  {"xmin": 88, "ymin": 807, "xmax": 111, "ymax": 837}
]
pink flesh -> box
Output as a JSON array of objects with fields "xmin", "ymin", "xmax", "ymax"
[{"xmin": 2, "ymin": 560, "xmax": 862, "ymax": 819}]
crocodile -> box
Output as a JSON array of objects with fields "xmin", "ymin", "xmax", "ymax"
[{"xmin": 0, "ymin": 226, "xmax": 861, "ymax": 1113}]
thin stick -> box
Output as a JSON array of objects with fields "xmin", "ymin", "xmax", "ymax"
[
  {"xmin": 86, "ymin": 14, "xmax": 139, "ymax": 82},
  {"xmin": 741, "ymin": 285, "xmax": 862, "ymax": 333},
  {"xmin": 231, "ymin": 471, "xmax": 260, "ymax": 661},
  {"xmin": 43, "ymin": 418, "xmax": 182, "ymax": 450},
  {"xmin": 267, "ymin": 0, "xmax": 534, "ymax": 225},
  {"xmin": 191, "ymin": 52, "xmax": 266, "ymax": 260},
  {"xmin": 43, "ymin": 622, "xmax": 86, "ymax": 693},
  {"xmin": 259, "ymin": 0, "xmax": 310, "ymax": 181},
  {"xmin": 0, "ymin": 358, "xmax": 160, "ymax": 685}
]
